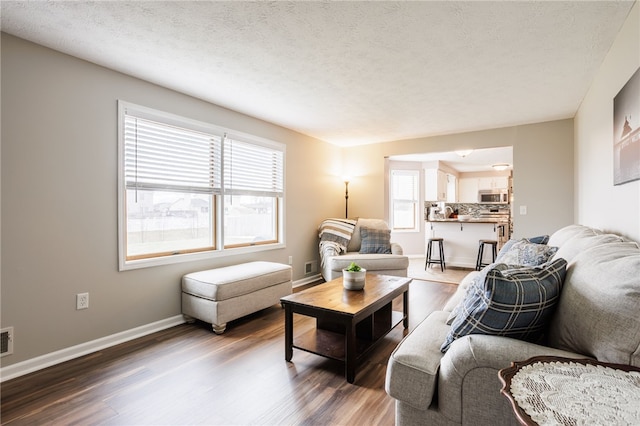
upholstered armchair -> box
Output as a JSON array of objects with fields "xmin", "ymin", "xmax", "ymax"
[{"xmin": 318, "ymin": 218, "xmax": 409, "ymax": 281}]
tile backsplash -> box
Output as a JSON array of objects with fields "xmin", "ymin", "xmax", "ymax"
[{"xmin": 425, "ymin": 202, "xmax": 510, "ymax": 220}]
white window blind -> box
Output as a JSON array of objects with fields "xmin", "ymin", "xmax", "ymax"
[
  {"xmin": 124, "ymin": 114, "xmax": 222, "ymax": 194},
  {"xmin": 224, "ymin": 136, "xmax": 284, "ymax": 196}
]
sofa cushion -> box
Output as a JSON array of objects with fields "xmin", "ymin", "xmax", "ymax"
[
  {"xmin": 326, "ymin": 253, "xmax": 409, "ymax": 272},
  {"xmin": 495, "ymin": 239, "xmax": 558, "ymax": 266},
  {"xmin": 441, "ymin": 258, "xmax": 567, "ymax": 352},
  {"xmin": 551, "ymin": 232, "xmax": 623, "ymax": 263},
  {"xmin": 359, "ymin": 226, "xmax": 392, "ymax": 254},
  {"xmin": 385, "ymin": 311, "xmax": 451, "ymax": 409},
  {"xmin": 547, "ymin": 224, "xmax": 598, "ymax": 248},
  {"xmin": 547, "ymin": 241, "xmax": 640, "ymax": 366}
]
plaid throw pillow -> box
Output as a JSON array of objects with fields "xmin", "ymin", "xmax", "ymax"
[
  {"xmin": 441, "ymin": 258, "xmax": 567, "ymax": 352},
  {"xmin": 359, "ymin": 227, "xmax": 392, "ymax": 254}
]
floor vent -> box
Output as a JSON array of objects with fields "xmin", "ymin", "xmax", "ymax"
[{"xmin": 1, "ymin": 327, "xmax": 14, "ymax": 357}]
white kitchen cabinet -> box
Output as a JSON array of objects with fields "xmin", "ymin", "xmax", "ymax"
[
  {"xmin": 446, "ymin": 174, "xmax": 457, "ymax": 202},
  {"xmin": 425, "ymin": 169, "xmax": 448, "ymax": 201},
  {"xmin": 458, "ymin": 178, "xmax": 478, "ymax": 203},
  {"xmin": 478, "ymin": 176, "xmax": 509, "ymax": 190}
]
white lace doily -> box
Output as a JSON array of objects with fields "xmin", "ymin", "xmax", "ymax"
[{"xmin": 510, "ymin": 360, "xmax": 640, "ymax": 425}]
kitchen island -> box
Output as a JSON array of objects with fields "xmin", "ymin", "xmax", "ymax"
[{"xmin": 426, "ymin": 219, "xmax": 508, "ymax": 269}]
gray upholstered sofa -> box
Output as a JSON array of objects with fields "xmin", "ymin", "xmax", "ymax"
[
  {"xmin": 319, "ymin": 218, "xmax": 409, "ymax": 281},
  {"xmin": 385, "ymin": 224, "xmax": 640, "ymax": 425}
]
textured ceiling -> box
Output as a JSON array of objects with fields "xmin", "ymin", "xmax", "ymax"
[{"xmin": 0, "ymin": 1, "xmax": 635, "ymax": 146}]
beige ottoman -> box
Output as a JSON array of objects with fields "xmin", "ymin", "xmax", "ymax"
[{"xmin": 181, "ymin": 261, "xmax": 292, "ymax": 334}]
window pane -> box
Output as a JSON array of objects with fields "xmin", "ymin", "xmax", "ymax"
[
  {"xmin": 391, "ymin": 169, "xmax": 419, "ymax": 231},
  {"xmin": 393, "ymin": 201, "xmax": 416, "ymax": 229},
  {"xmin": 126, "ymin": 189, "xmax": 213, "ymax": 258},
  {"xmin": 393, "ymin": 174, "xmax": 417, "ymax": 200},
  {"xmin": 224, "ymin": 195, "xmax": 277, "ymax": 246}
]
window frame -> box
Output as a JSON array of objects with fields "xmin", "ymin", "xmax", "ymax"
[
  {"xmin": 118, "ymin": 101, "xmax": 285, "ymax": 271},
  {"xmin": 389, "ymin": 169, "xmax": 420, "ymax": 232}
]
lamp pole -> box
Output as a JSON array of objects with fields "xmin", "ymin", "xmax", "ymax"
[{"xmin": 344, "ymin": 180, "xmax": 349, "ymax": 218}]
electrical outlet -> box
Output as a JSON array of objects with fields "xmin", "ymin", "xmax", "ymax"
[
  {"xmin": 76, "ymin": 293, "xmax": 89, "ymax": 310},
  {"xmin": 288, "ymin": 256, "xmax": 293, "ymax": 265}
]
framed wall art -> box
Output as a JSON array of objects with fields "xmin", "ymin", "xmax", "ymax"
[{"xmin": 613, "ymin": 67, "xmax": 640, "ymax": 185}]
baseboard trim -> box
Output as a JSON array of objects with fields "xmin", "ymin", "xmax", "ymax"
[
  {"xmin": 0, "ymin": 315, "xmax": 186, "ymax": 383},
  {"xmin": 293, "ymin": 274, "xmax": 322, "ymax": 288}
]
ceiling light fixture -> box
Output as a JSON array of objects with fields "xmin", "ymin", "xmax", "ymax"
[
  {"xmin": 455, "ymin": 149, "xmax": 473, "ymax": 158},
  {"xmin": 492, "ymin": 163, "xmax": 510, "ymax": 171}
]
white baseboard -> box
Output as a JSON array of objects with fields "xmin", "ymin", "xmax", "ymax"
[
  {"xmin": 0, "ymin": 315, "xmax": 186, "ymax": 383},
  {"xmin": 293, "ymin": 274, "xmax": 322, "ymax": 287}
]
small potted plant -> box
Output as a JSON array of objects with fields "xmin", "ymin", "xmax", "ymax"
[{"xmin": 342, "ymin": 262, "xmax": 366, "ymax": 290}]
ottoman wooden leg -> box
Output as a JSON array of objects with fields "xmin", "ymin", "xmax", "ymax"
[
  {"xmin": 183, "ymin": 314, "xmax": 196, "ymax": 324},
  {"xmin": 212, "ymin": 323, "xmax": 227, "ymax": 334}
]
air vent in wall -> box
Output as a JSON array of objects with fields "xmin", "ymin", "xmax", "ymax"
[
  {"xmin": 305, "ymin": 260, "xmax": 318, "ymax": 275},
  {"xmin": 1, "ymin": 327, "xmax": 14, "ymax": 357}
]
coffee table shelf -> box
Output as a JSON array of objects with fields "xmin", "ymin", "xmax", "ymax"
[{"xmin": 293, "ymin": 311, "xmax": 404, "ymax": 362}]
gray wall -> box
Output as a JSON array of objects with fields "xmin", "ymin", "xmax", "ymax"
[
  {"xmin": 344, "ymin": 120, "xmax": 575, "ymax": 254},
  {"xmin": 1, "ymin": 33, "xmax": 341, "ymax": 367}
]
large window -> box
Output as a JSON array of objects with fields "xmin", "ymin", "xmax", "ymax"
[
  {"xmin": 390, "ymin": 169, "xmax": 419, "ymax": 231},
  {"xmin": 223, "ymin": 136, "xmax": 283, "ymax": 247},
  {"xmin": 118, "ymin": 101, "xmax": 284, "ymax": 270}
]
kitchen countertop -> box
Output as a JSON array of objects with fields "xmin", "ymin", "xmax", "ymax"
[{"xmin": 427, "ymin": 218, "xmax": 508, "ymax": 224}]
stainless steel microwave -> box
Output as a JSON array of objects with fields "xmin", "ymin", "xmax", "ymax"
[{"xmin": 478, "ymin": 190, "xmax": 509, "ymax": 204}]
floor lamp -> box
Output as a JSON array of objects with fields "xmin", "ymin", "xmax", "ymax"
[{"xmin": 343, "ymin": 177, "xmax": 350, "ymax": 218}]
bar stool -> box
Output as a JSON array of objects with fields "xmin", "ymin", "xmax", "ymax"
[
  {"xmin": 476, "ymin": 239, "xmax": 498, "ymax": 271},
  {"xmin": 425, "ymin": 238, "xmax": 446, "ymax": 272}
]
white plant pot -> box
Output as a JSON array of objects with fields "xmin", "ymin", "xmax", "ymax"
[{"xmin": 342, "ymin": 269, "xmax": 366, "ymax": 290}]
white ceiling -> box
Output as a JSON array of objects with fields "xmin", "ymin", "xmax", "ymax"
[
  {"xmin": 0, "ymin": 1, "xmax": 635, "ymax": 147},
  {"xmin": 389, "ymin": 146, "xmax": 513, "ymax": 173}
]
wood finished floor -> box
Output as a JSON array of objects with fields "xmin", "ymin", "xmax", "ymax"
[{"xmin": 1, "ymin": 279, "xmax": 457, "ymax": 426}]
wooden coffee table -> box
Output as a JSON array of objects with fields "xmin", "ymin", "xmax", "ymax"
[{"xmin": 280, "ymin": 274, "xmax": 411, "ymax": 383}]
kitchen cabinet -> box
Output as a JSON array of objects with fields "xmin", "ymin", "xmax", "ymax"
[
  {"xmin": 478, "ymin": 176, "xmax": 509, "ymax": 190},
  {"xmin": 425, "ymin": 169, "xmax": 448, "ymax": 201},
  {"xmin": 458, "ymin": 178, "xmax": 478, "ymax": 203},
  {"xmin": 446, "ymin": 175, "xmax": 457, "ymax": 203}
]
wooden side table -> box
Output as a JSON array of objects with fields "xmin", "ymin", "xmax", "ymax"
[{"xmin": 499, "ymin": 356, "xmax": 640, "ymax": 426}]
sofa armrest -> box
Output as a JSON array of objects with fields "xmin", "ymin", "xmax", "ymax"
[
  {"xmin": 391, "ymin": 242, "xmax": 404, "ymax": 255},
  {"xmin": 385, "ymin": 311, "xmax": 450, "ymax": 409},
  {"xmin": 436, "ymin": 334, "xmax": 589, "ymax": 424}
]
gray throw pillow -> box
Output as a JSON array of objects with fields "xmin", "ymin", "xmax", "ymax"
[{"xmin": 359, "ymin": 227, "xmax": 392, "ymax": 254}]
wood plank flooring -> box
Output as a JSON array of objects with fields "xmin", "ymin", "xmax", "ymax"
[{"xmin": 1, "ymin": 279, "xmax": 457, "ymax": 426}]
